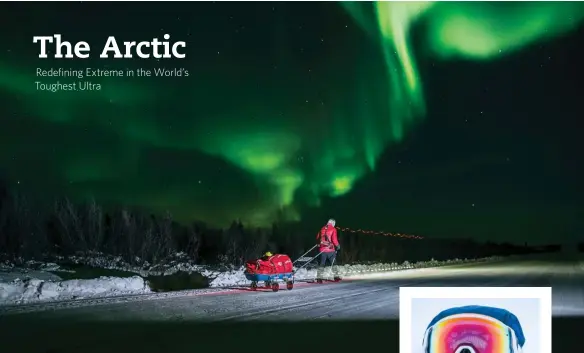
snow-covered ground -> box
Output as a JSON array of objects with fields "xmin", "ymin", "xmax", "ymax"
[
  {"xmin": 0, "ymin": 260, "xmax": 151, "ymax": 305},
  {"xmin": 0, "ymin": 276, "xmax": 150, "ymax": 305},
  {"xmin": 207, "ymin": 257, "xmax": 499, "ymax": 287},
  {"xmin": 0, "ymin": 263, "xmax": 62, "ymax": 282},
  {"xmin": 0, "ymin": 254, "xmax": 501, "ymax": 306},
  {"xmin": 64, "ymin": 252, "xmax": 208, "ymax": 277}
]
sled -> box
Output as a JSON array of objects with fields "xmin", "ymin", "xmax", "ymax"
[
  {"xmin": 244, "ymin": 254, "xmax": 295, "ymax": 292},
  {"xmin": 244, "ymin": 272, "xmax": 294, "ymax": 292},
  {"xmin": 243, "ymin": 245, "xmax": 342, "ymax": 292}
]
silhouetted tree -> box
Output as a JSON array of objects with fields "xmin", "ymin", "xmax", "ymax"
[{"xmin": 0, "ymin": 183, "xmax": 535, "ymax": 265}]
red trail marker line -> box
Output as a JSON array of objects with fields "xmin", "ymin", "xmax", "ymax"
[{"xmin": 336, "ymin": 226, "xmax": 423, "ymax": 239}]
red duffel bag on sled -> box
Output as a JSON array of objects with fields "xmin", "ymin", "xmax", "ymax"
[
  {"xmin": 245, "ymin": 254, "xmax": 293, "ymax": 274},
  {"xmin": 244, "ymin": 253, "xmax": 294, "ymax": 292}
]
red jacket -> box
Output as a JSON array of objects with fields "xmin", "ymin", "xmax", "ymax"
[{"xmin": 317, "ymin": 224, "xmax": 339, "ymax": 253}]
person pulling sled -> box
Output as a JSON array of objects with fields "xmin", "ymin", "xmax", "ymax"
[{"xmin": 316, "ymin": 218, "xmax": 342, "ymax": 283}]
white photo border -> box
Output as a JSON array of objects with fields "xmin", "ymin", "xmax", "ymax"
[{"xmin": 399, "ymin": 287, "xmax": 552, "ymax": 353}]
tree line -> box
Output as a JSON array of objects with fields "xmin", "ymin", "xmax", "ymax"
[{"xmin": 0, "ymin": 186, "xmax": 553, "ymax": 266}]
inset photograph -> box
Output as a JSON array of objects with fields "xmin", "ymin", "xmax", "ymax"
[{"xmin": 400, "ymin": 287, "xmax": 552, "ymax": 353}]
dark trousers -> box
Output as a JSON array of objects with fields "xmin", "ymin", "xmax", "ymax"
[
  {"xmin": 316, "ymin": 251, "xmax": 338, "ymax": 279},
  {"xmin": 320, "ymin": 251, "xmax": 336, "ymax": 266}
]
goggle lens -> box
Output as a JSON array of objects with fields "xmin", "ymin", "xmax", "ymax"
[{"xmin": 426, "ymin": 315, "xmax": 513, "ymax": 353}]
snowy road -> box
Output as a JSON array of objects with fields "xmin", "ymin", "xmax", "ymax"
[{"xmin": 1, "ymin": 254, "xmax": 583, "ymax": 353}]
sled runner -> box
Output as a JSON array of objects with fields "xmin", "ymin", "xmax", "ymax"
[{"xmin": 315, "ymin": 277, "xmax": 342, "ymax": 284}]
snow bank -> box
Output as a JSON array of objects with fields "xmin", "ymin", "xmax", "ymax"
[
  {"xmin": 64, "ymin": 251, "xmax": 206, "ymax": 277},
  {"xmin": 208, "ymin": 257, "xmax": 501, "ymax": 287},
  {"xmin": 1, "ymin": 258, "xmax": 151, "ymax": 306},
  {"xmin": 0, "ymin": 276, "xmax": 150, "ymax": 305},
  {"xmin": 0, "ymin": 265, "xmax": 63, "ymax": 282},
  {"xmin": 2, "ymin": 252, "xmax": 207, "ymax": 278},
  {"xmin": 0, "ymin": 253, "xmax": 502, "ymax": 306},
  {"xmin": 2, "ymin": 252, "xmax": 500, "ymax": 283}
]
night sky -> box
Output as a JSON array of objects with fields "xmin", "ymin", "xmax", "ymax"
[{"xmin": 1, "ymin": 2, "xmax": 583, "ymax": 244}]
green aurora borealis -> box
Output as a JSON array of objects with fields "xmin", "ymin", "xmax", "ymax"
[{"xmin": 1, "ymin": 2, "xmax": 584, "ymax": 241}]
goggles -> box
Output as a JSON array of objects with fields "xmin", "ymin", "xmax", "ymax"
[{"xmin": 422, "ymin": 313, "xmax": 522, "ymax": 353}]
